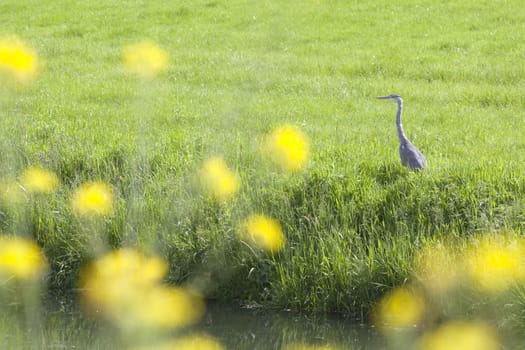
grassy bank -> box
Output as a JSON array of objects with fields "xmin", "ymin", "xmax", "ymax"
[{"xmin": 1, "ymin": 0, "xmax": 525, "ymax": 333}]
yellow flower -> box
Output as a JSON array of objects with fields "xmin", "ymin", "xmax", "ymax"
[
  {"xmin": 128, "ymin": 285, "xmax": 204, "ymax": 329},
  {"xmin": 72, "ymin": 182, "xmax": 113, "ymax": 216},
  {"xmin": 198, "ymin": 156, "xmax": 240, "ymax": 201},
  {"xmin": 84, "ymin": 248, "xmax": 167, "ymax": 287},
  {"xmin": 123, "ymin": 40, "xmax": 168, "ymax": 79},
  {"xmin": 80, "ymin": 249, "xmax": 167, "ymax": 310},
  {"xmin": 263, "ymin": 125, "xmax": 310, "ymax": 173},
  {"xmin": 0, "ymin": 35, "xmax": 38, "ymax": 85},
  {"xmin": 21, "ymin": 167, "xmax": 59, "ymax": 194},
  {"xmin": 240, "ymin": 214, "xmax": 285, "ymax": 253},
  {"xmin": 465, "ymin": 237, "xmax": 525, "ymax": 293},
  {"xmin": 167, "ymin": 334, "xmax": 224, "ymax": 350},
  {"xmin": 132, "ymin": 334, "xmax": 224, "ymax": 350},
  {"xmin": 420, "ymin": 321, "xmax": 500, "ymax": 350},
  {"xmin": 373, "ymin": 286, "xmax": 425, "ymax": 332},
  {"xmin": 0, "ymin": 236, "xmax": 47, "ymax": 281},
  {"xmin": 80, "ymin": 249, "xmax": 204, "ymax": 330}
]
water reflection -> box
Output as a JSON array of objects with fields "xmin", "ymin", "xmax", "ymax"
[
  {"xmin": 0, "ymin": 303, "xmax": 381, "ymax": 349},
  {"xmin": 0, "ymin": 307, "xmax": 121, "ymax": 349},
  {"xmin": 201, "ymin": 304, "xmax": 382, "ymax": 350}
]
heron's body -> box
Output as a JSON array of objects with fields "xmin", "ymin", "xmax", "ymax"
[
  {"xmin": 378, "ymin": 94, "xmax": 426, "ymax": 170},
  {"xmin": 399, "ymin": 138, "xmax": 426, "ymax": 170}
]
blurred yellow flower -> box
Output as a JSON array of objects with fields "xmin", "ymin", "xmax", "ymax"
[
  {"xmin": 373, "ymin": 286, "xmax": 425, "ymax": 331},
  {"xmin": 0, "ymin": 236, "xmax": 47, "ymax": 281},
  {"xmin": 198, "ymin": 156, "xmax": 240, "ymax": 201},
  {"xmin": 21, "ymin": 167, "xmax": 59, "ymax": 194},
  {"xmin": 240, "ymin": 214, "xmax": 285, "ymax": 253},
  {"xmin": 132, "ymin": 334, "xmax": 224, "ymax": 350},
  {"xmin": 80, "ymin": 249, "xmax": 166, "ymax": 311},
  {"xmin": 135, "ymin": 286, "xmax": 205, "ymax": 329},
  {"xmin": 169, "ymin": 334, "xmax": 225, "ymax": 350},
  {"xmin": 465, "ymin": 237, "xmax": 525, "ymax": 293},
  {"xmin": 84, "ymin": 248, "xmax": 167, "ymax": 287},
  {"xmin": 263, "ymin": 125, "xmax": 310, "ymax": 173},
  {"xmin": 72, "ymin": 182, "xmax": 113, "ymax": 216},
  {"xmin": 419, "ymin": 321, "xmax": 499, "ymax": 350},
  {"xmin": 0, "ymin": 35, "xmax": 38, "ymax": 85},
  {"xmin": 0, "ymin": 178, "xmax": 26, "ymax": 204},
  {"xmin": 123, "ymin": 40, "xmax": 168, "ymax": 79},
  {"xmin": 80, "ymin": 249, "xmax": 204, "ymax": 330},
  {"xmin": 413, "ymin": 242, "xmax": 460, "ymax": 296}
]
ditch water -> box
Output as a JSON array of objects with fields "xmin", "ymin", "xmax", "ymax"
[
  {"xmin": 0, "ymin": 302, "xmax": 384, "ymax": 349},
  {"xmin": 201, "ymin": 303, "xmax": 382, "ymax": 349}
]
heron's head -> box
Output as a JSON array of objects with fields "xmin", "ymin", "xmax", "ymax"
[{"xmin": 377, "ymin": 94, "xmax": 402, "ymax": 103}]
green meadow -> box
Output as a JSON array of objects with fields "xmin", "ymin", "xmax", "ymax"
[{"xmin": 2, "ymin": 0, "xmax": 525, "ymax": 337}]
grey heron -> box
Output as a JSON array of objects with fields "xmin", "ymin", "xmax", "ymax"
[{"xmin": 377, "ymin": 94, "xmax": 426, "ymax": 170}]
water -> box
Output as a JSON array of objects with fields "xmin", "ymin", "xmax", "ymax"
[
  {"xmin": 0, "ymin": 303, "xmax": 383, "ymax": 349},
  {"xmin": 201, "ymin": 303, "xmax": 381, "ymax": 349}
]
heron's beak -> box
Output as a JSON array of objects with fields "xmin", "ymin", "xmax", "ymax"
[{"xmin": 377, "ymin": 96, "xmax": 391, "ymax": 99}]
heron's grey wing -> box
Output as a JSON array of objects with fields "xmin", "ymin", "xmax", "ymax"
[{"xmin": 400, "ymin": 142, "xmax": 426, "ymax": 169}]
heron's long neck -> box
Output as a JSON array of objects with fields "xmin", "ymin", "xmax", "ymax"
[{"xmin": 396, "ymin": 99, "xmax": 407, "ymax": 143}]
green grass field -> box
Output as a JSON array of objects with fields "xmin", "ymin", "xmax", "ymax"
[{"xmin": 2, "ymin": 0, "xmax": 525, "ymax": 335}]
